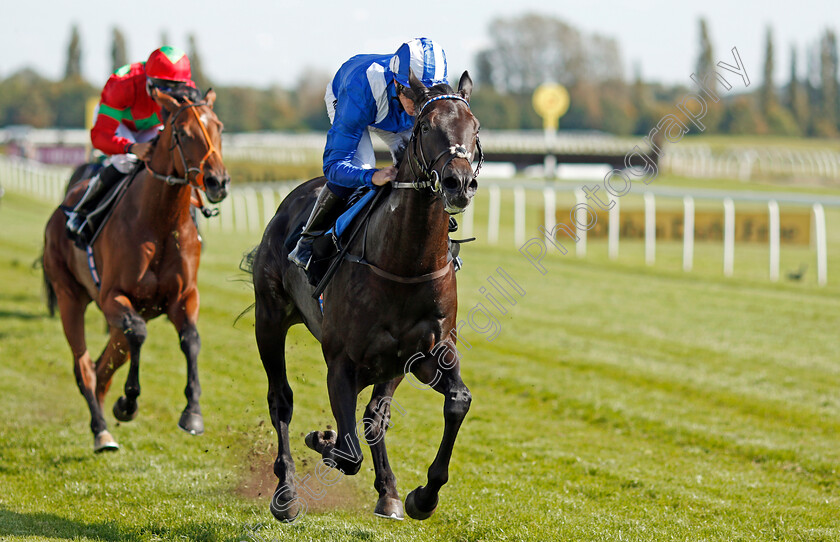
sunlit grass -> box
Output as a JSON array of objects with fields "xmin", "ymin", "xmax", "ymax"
[{"xmin": 0, "ymin": 188, "xmax": 838, "ymax": 541}]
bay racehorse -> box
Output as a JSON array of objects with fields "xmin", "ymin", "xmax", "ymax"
[
  {"xmin": 251, "ymin": 70, "xmax": 480, "ymax": 521},
  {"xmin": 43, "ymin": 87, "xmax": 229, "ymax": 452}
]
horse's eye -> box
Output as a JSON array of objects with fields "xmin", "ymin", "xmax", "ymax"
[{"xmin": 421, "ymin": 123, "xmax": 430, "ymax": 134}]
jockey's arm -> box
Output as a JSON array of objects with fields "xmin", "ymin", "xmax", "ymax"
[
  {"xmin": 90, "ymin": 75, "xmax": 135, "ymax": 156},
  {"xmin": 322, "ymin": 92, "xmax": 382, "ymax": 189}
]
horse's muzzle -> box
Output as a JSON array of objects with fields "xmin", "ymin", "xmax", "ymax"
[
  {"xmin": 440, "ymin": 169, "xmax": 478, "ymax": 214},
  {"xmin": 204, "ymin": 173, "xmax": 230, "ymax": 204}
]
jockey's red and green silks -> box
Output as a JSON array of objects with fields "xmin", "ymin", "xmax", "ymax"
[{"xmin": 90, "ymin": 59, "xmax": 194, "ymax": 156}]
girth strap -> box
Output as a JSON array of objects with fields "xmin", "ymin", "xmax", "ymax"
[{"xmin": 344, "ymin": 254, "xmax": 453, "ymax": 284}]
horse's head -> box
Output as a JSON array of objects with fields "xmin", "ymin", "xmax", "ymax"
[
  {"xmin": 403, "ymin": 70, "xmax": 482, "ymax": 214},
  {"xmin": 152, "ymin": 87, "xmax": 231, "ymax": 204}
]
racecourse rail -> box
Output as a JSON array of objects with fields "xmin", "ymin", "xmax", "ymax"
[
  {"xmin": 1, "ymin": 155, "xmax": 834, "ymax": 286},
  {"xmin": 4, "ymin": 128, "xmax": 840, "ymax": 181}
]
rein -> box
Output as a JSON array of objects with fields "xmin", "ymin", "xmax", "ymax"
[{"xmin": 144, "ymin": 101, "xmax": 220, "ymax": 191}]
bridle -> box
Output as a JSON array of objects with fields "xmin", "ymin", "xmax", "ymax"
[
  {"xmin": 393, "ymin": 94, "xmax": 483, "ymax": 193},
  {"xmin": 144, "ymin": 100, "xmax": 221, "ymax": 191}
]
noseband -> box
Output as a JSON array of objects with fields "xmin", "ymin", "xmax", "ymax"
[
  {"xmin": 393, "ymin": 94, "xmax": 483, "ymax": 193},
  {"xmin": 144, "ymin": 101, "xmax": 220, "ymax": 191}
]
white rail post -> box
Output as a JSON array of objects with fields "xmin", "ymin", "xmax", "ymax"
[
  {"xmin": 768, "ymin": 200, "xmax": 780, "ymax": 282},
  {"xmin": 574, "ymin": 188, "xmax": 587, "ymax": 258},
  {"xmin": 514, "ymin": 186, "xmax": 526, "ymax": 246},
  {"xmin": 813, "ymin": 203, "xmax": 828, "ymax": 286},
  {"xmin": 644, "ymin": 192, "xmax": 655, "ymax": 265},
  {"xmin": 261, "ymin": 188, "xmax": 276, "ymax": 228},
  {"xmin": 723, "ymin": 197, "xmax": 735, "ymax": 277},
  {"xmin": 219, "ymin": 195, "xmax": 234, "ymax": 233},
  {"xmin": 543, "ymin": 187, "xmax": 556, "ymax": 234},
  {"xmin": 487, "ymin": 184, "xmax": 500, "ymax": 244},
  {"xmin": 244, "ymin": 188, "xmax": 260, "ymax": 233},
  {"xmin": 608, "ymin": 194, "xmax": 619, "ymax": 260},
  {"xmin": 683, "ymin": 196, "xmax": 695, "ymax": 272},
  {"xmin": 233, "ymin": 192, "xmax": 248, "ymax": 232},
  {"xmin": 463, "ymin": 196, "xmax": 475, "ymax": 239}
]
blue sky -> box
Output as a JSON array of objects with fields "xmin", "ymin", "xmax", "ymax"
[{"xmin": 1, "ymin": 0, "xmax": 834, "ymax": 88}]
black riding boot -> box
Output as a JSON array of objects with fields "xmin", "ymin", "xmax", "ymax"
[
  {"xmin": 288, "ymin": 185, "xmax": 343, "ymax": 270},
  {"xmin": 66, "ymin": 165, "xmax": 123, "ymax": 233}
]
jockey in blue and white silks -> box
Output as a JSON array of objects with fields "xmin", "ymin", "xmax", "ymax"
[
  {"xmin": 322, "ymin": 38, "xmax": 448, "ymax": 196},
  {"xmin": 289, "ymin": 38, "xmax": 448, "ymax": 270}
]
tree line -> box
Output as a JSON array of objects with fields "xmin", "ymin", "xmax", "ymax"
[{"xmin": 1, "ymin": 17, "xmax": 838, "ymax": 137}]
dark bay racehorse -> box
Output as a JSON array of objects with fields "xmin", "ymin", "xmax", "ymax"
[
  {"xmin": 251, "ymin": 71, "xmax": 480, "ymax": 521},
  {"xmin": 43, "ymin": 88, "xmax": 230, "ymax": 452}
]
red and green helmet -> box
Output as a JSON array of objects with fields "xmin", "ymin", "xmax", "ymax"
[{"xmin": 145, "ymin": 46, "xmax": 191, "ymax": 82}]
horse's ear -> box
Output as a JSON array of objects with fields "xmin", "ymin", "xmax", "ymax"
[
  {"xmin": 151, "ymin": 86, "xmax": 180, "ymax": 113},
  {"xmin": 204, "ymin": 88, "xmax": 216, "ymax": 108},
  {"xmin": 408, "ymin": 69, "xmax": 429, "ymax": 105},
  {"xmin": 458, "ymin": 71, "xmax": 473, "ymax": 102}
]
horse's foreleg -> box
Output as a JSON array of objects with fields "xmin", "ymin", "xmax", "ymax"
[
  {"xmin": 405, "ymin": 351, "xmax": 471, "ymax": 520},
  {"xmin": 94, "ymin": 327, "xmax": 130, "ymax": 411},
  {"xmin": 305, "ymin": 362, "xmax": 363, "ymax": 476},
  {"xmin": 167, "ymin": 293, "xmax": 203, "ymax": 435},
  {"xmin": 255, "ymin": 307, "xmax": 301, "ymax": 522},
  {"xmin": 365, "ymin": 378, "xmax": 405, "ymax": 520},
  {"xmin": 102, "ymin": 294, "xmax": 146, "ymax": 422}
]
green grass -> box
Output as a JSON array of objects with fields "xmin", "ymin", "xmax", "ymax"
[{"xmin": 1, "ymin": 187, "xmax": 839, "ymax": 541}]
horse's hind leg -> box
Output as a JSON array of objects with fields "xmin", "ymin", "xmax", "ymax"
[
  {"xmin": 364, "ymin": 378, "xmax": 405, "ymax": 520},
  {"xmin": 255, "ymin": 305, "xmax": 302, "ymax": 522},
  {"xmin": 167, "ymin": 292, "xmax": 204, "ymax": 435},
  {"xmin": 53, "ymin": 281, "xmax": 115, "ymax": 452},
  {"xmin": 404, "ymin": 347, "xmax": 471, "ymax": 520},
  {"xmin": 101, "ymin": 294, "xmax": 146, "ymax": 422}
]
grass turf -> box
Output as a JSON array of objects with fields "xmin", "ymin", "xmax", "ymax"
[{"xmin": 0, "ymin": 186, "xmax": 838, "ymax": 541}]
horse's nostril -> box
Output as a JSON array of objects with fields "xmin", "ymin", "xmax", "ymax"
[
  {"xmin": 442, "ymin": 176, "xmax": 459, "ymax": 191},
  {"xmin": 467, "ymin": 179, "xmax": 478, "ymax": 193}
]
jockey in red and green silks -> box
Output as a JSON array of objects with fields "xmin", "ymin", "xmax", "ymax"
[{"xmin": 67, "ymin": 46, "xmax": 197, "ymax": 234}]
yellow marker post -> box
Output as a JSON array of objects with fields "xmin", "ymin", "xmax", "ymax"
[
  {"xmin": 532, "ymin": 84, "xmax": 570, "ymax": 179},
  {"xmin": 532, "ymin": 83, "xmax": 570, "ymax": 130},
  {"xmin": 85, "ymin": 97, "xmax": 99, "ymax": 158}
]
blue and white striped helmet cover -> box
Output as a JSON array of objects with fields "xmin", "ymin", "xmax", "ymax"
[{"xmin": 390, "ymin": 37, "xmax": 448, "ymax": 88}]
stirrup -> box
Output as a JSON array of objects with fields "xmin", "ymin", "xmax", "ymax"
[
  {"xmin": 66, "ymin": 212, "xmax": 87, "ymax": 234},
  {"xmin": 288, "ymin": 241, "xmax": 313, "ymax": 270}
]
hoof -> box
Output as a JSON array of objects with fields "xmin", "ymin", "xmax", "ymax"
[
  {"xmin": 405, "ymin": 487, "xmax": 437, "ymax": 520},
  {"xmin": 374, "ymin": 496, "xmax": 405, "ymax": 520},
  {"xmin": 112, "ymin": 396, "xmax": 138, "ymax": 422},
  {"xmin": 93, "ymin": 430, "xmax": 119, "ymax": 453},
  {"xmin": 178, "ymin": 409, "xmax": 204, "ymax": 435},
  {"xmin": 304, "ymin": 430, "xmax": 336, "ymax": 453},
  {"xmin": 270, "ymin": 488, "xmax": 303, "ymax": 523}
]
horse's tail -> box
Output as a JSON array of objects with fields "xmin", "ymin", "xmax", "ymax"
[
  {"xmin": 34, "ymin": 251, "xmax": 57, "ymax": 317},
  {"xmin": 239, "ymin": 246, "xmax": 258, "ymax": 276},
  {"xmin": 233, "ymin": 247, "xmax": 259, "ymax": 327}
]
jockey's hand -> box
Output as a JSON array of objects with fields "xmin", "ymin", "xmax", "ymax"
[
  {"xmin": 372, "ymin": 166, "xmax": 398, "ymax": 186},
  {"xmin": 129, "ymin": 142, "xmax": 153, "ymax": 160}
]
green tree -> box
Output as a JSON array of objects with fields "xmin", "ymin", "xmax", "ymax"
[
  {"xmin": 64, "ymin": 24, "xmax": 82, "ymax": 81},
  {"xmin": 111, "ymin": 27, "xmax": 128, "ymax": 72},
  {"xmin": 761, "ymin": 26, "xmax": 776, "ymax": 115},
  {"xmin": 816, "ymin": 30, "xmax": 838, "ymax": 136},
  {"xmin": 188, "ymin": 34, "xmax": 211, "ymax": 91},
  {"xmin": 787, "ymin": 45, "xmax": 810, "ymax": 134},
  {"xmin": 696, "ymin": 18, "xmax": 715, "ymax": 85}
]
